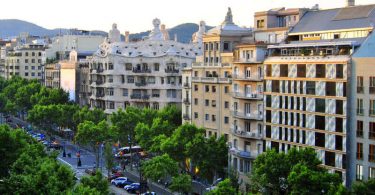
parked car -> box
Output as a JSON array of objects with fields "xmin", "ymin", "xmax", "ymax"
[
  {"xmin": 205, "ymin": 178, "xmax": 223, "ymax": 191},
  {"xmin": 111, "ymin": 165, "xmax": 122, "ymax": 173},
  {"xmin": 124, "ymin": 183, "xmax": 140, "ymax": 193},
  {"xmin": 111, "ymin": 177, "xmax": 133, "ymax": 187},
  {"xmin": 108, "ymin": 172, "xmax": 124, "ymax": 181},
  {"xmin": 141, "ymin": 192, "xmax": 156, "ymax": 195},
  {"xmin": 49, "ymin": 141, "xmax": 62, "ymax": 150}
]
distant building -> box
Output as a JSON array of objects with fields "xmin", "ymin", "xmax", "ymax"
[{"xmin": 89, "ymin": 21, "xmax": 202, "ymax": 113}]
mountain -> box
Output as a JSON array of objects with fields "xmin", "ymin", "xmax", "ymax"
[{"xmin": 0, "ymin": 19, "xmax": 212, "ymax": 43}]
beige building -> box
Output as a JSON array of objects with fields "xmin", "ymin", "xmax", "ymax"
[{"xmin": 4, "ymin": 44, "xmax": 46, "ymax": 83}]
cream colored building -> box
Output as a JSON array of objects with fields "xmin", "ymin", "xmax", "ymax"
[
  {"xmin": 189, "ymin": 8, "xmax": 251, "ymax": 142},
  {"xmin": 4, "ymin": 44, "xmax": 46, "ymax": 83},
  {"xmin": 89, "ymin": 20, "xmax": 202, "ymax": 114}
]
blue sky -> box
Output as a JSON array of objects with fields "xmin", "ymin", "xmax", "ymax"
[{"xmin": 1, "ymin": 0, "xmax": 375, "ymax": 33}]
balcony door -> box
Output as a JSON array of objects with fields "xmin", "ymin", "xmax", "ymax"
[
  {"xmin": 245, "ymin": 103, "xmax": 251, "ymax": 116},
  {"xmin": 245, "ymin": 85, "xmax": 252, "ymax": 97}
]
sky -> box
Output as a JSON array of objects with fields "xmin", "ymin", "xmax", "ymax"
[{"xmin": 1, "ymin": 0, "xmax": 375, "ymax": 33}]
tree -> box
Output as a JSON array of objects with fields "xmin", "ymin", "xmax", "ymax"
[
  {"xmin": 287, "ymin": 163, "xmax": 341, "ymax": 195},
  {"xmin": 30, "ymin": 87, "xmax": 69, "ymax": 106},
  {"xmin": 110, "ymin": 107, "xmax": 142, "ymax": 145},
  {"xmin": 77, "ymin": 171, "xmax": 109, "ymax": 195},
  {"xmin": 73, "ymin": 106, "xmax": 106, "ymax": 129},
  {"xmin": 169, "ymin": 174, "xmax": 192, "ymax": 194},
  {"xmin": 207, "ymin": 178, "xmax": 236, "ymax": 195},
  {"xmin": 0, "ymin": 125, "xmax": 34, "ymax": 178},
  {"xmin": 157, "ymin": 105, "xmax": 182, "ymax": 128},
  {"xmin": 75, "ymin": 120, "xmax": 117, "ymax": 170},
  {"xmin": 14, "ymin": 81, "xmax": 41, "ymax": 119},
  {"xmin": 4, "ymin": 144, "xmax": 75, "ymax": 195},
  {"xmin": 350, "ymin": 179, "xmax": 375, "ymax": 195},
  {"xmin": 141, "ymin": 154, "xmax": 178, "ymax": 182},
  {"xmin": 251, "ymin": 148, "xmax": 341, "ymax": 194},
  {"xmin": 104, "ymin": 142, "xmax": 115, "ymax": 178},
  {"xmin": 27, "ymin": 104, "xmax": 61, "ymax": 132}
]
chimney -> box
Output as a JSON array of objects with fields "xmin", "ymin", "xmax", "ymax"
[
  {"xmin": 125, "ymin": 31, "xmax": 130, "ymax": 43},
  {"xmin": 346, "ymin": 0, "xmax": 355, "ymax": 7}
]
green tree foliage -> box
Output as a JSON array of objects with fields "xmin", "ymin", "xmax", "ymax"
[
  {"xmin": 110, "ymin": 107, "xmax": 142, "ymax": 145},
  {"xmin": 169, "ymin": 174, "xmax": 192, "ymax": 194},
  {"xmin": 207, "ymin": 178, "xmax": 236, "ymax": 195},
  {"xmin": 30, "ymin": 87, "xmax": 69, "ymax": 106},
  {"xmin": 350, "ymin": 179, "xmax": 375, "ymax": 195},
  {"xmin": 251, "ymin": 148, "xmax": 341, "ymax": 194},
  {"xmin": 68, "ymin": 185, "xmax": 101, "ymax": 195},
  {"xmin": 76, "ymin": 171, "xmax": 109, "ymax": 195},
  {"xmin": 104, "ymin": 142, "xmax": 115, "ymax": 178},
  {"xmin": 73, "ymin": 106, "xmax": 107, "ymax": 127},
  {"xmin": 156, "ymin": 105, "xmax": 182, "ymax": 128},
  {"xmin": 141, "ymin": 154, "xmax": 178, "ymax": 182},
  {"xmin": 4, "ymin": 144, "xmax": 75, "ymax": 195},
  {"xmin": 0, "ymin": 125, "xmax": 34, "ymax": 178},
  {"xmin": 75, "ymin": 120, "xmax": 117, "ymax": 169}
]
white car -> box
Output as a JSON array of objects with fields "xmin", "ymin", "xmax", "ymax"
[
  {"xmin": 205, "ymin": 178, "xmax": 223, "ymax": 191},
  {"xmin": 111, "ymin": 177, "xmax": 132, "ymax": 186}
]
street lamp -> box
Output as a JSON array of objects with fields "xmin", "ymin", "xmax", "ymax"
[{"xmin": 63, "ymin": 141, "xmax": 66, "ymax": 157}]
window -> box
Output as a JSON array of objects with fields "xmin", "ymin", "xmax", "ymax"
[
  {"xmin": 336, "ymin": 64, "xmax": 343, "ymax": 78},
  {"xmin": 212, "ymin": 86, "xmax": 216, "ymax": 92},
  {"xmin": 127, "ymin": 76, "xmax": 134, "ymax": 83},
  {"xmin": 205, "ymin": 114, "xmax": 209, "ymax": 121},
  {"xmin": 280, "ymin": 64, "xmax": 288, "ymax": 77},
  {"xmin": 370, "ymin": 122, "xmax": 375, "ymax": 140},
  {"xmin": 336, "ymin": 118, "xmax": 343, "ymax": 132},
  {"xmin": 266, "ymin": 65, "xmax": 272, "ymax": 77},
  {"xmin": 315, "ymin": 115, "xmax": 325, "ymax": 130},
  {"xmin": 224, "ymin": 117, "xmax": 229, "ymax": 124},
  {"xmin": 194, "ymin": 98, "xmax": 198, "ymax": 105},
  {"xmin": 31, "ymin": 59, "xmax": 35, "ymax": 63},
  {"xmin": 153, "ymin": 103, "xmax": 159, "ymax": 110},
  {"xmin": 336, "ymin": 100, "xmax": 343, "ymax": 115},
  {"xmin": 315, "ymin": 132, "xmax": 325, "ymax": 147},
  {"xmin": 357, "ymin": 120, "xmax": 364, "ymax": 137},
  {"xmin": 272, "ymin": 80, "xmax": 280, "ymax": 92},
  {"xmin": 370, "ymin": 167, "xmax": 375, "ymax": 179},
  {"xmin": 212, "ymin": 115, "xmax": 216, "ymax": 122},
  {"xmin": 123, "ymin": 89, "xmax": 128, "ymax": 96},
  {"xmin": 154, "ymin": 63, "xmax": 159, "ymax": 71},
  {"xmin": 108, "ymin": 75, "xmax": 113, "ymax": 83},
  {"xmin": 297, "ymin": 64, "xmax": 306, "ymax": 77},
  {"xmin": 369, "ymin": 144, "xmax": 375, "ymax": 162},
  {"xmin": 356, "ymin": 164, "xmax": 363, "ymax": 180},
  {"xmin": 107, "ymin": 88, "xmax": 114, "ymax": 96},
  {"xmin": 38, "ymin": 52, "xmax": 42, "ymax": 56},
  {"xmin": 370, "ymin": 100, "xmax": 375, "ymax": 116},
  {"xmin": 205, "ymin": 85, "xmax": 209, "ymax": 92},
  {"xmin": 223, "ymin": 42, "xmax": 230, "ymax": 51},
  {"xmin": 224, "ymin": 86, "xmax": 229, "ymax": 93},
  {"xmin": 194, "ymin": 112, "xmax": 198, "ymax": 119},
  {"xmin": 306, "ymin": 81, "xmax": 315, "ymax": 95},
  {"xmin": 224, "ymin": 101, "xmax": 229, "ymax": 109},
  {"xmin": 357, "ymin": 99, "xmax": 364, "ymax": 115},
  {"xmin": 205, "ymin": 99, "xmax": 209, "ymax": 106},
  {"xmin": 125, "ymin": 63, "xmax": 132, "ymax": 70},
  {"xmin": 325, "ymin": 151, "xmax": 335, "ymax": 167},
  {"xmin": 357, "ymin": 142, "xmax": 363, "ymax": 160},
  {"xmin": 25, "ymin": 66, "xmax": 29, "ymax": 70},
  {"xmin": 108, "ymin": 63, "xmax": 114, "ymax": 70},
  {"xmin": 194, "ymin": 85, "xmax": 198, "ymax": 91},
  {"xmin": 370, "ymin": 77, "xmax": 375, "ymax": 94},
  {"xmin": 25, "ymin": 59, "xmax": 28, "ymax": 63},
  {"xmin": 326, "ymin": 82, "xmax": 336, "ymax": 96},
  {"xmin": 336, "ymin": 135, "xmax": 342, "ymax": 151},
  {"xmin": 24, "ymin": 72, "xmax": 28, "ymax": 76},
  {"xmin": 212, "ymin": 100, "xmax": 216, "ymax": 107},
  {"xmin": 316, "ymin": 64, "xmax": 325, "ymax": 78},
  {"xmin": 315, "ymin": 98, "xmax": 325, "ymax": 113},
  {"xmin": 257, "ymin": 19, "xmax": 265, "ymax": 28},
  {"xmin": 357, "ymin": 76, "xmax": 364, "ymax": 93}
]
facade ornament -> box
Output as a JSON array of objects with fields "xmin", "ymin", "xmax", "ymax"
[
  {"xmin": 108, "ymin": 23, "xmax": 121, "ymax": 43},
  {"xmin": 161, "ymin": 24, "xmax": 170, "ymax": 41},
  {"xmin": 222, "ymin": 7, "xmax": 234, "ymax": 25},
  {"xmin": 149, "ymin": 18, "xmax": 164, "ymax": 41},
  {"xmin": 192, "ymin": 21, "xmax": 206, "ymax": 44}
]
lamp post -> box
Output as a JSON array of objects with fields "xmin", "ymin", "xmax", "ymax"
[
  {"xmin": 62, "ymin": 141, "xmax": 66, "ymax": 157},
  {"xmin": 128, "ymin": 134, "xmax": 133, "ymax": 171}
]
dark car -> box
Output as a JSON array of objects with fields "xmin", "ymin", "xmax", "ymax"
[
  {"xmin": 49, "ymin": 141, "xmax": 62, "ymax": 150},
  {"xmin": 124, "ymin": 183, "xmax": 140, "ymax": 193},
  {"xmin": 108, "ymin": 172, "xmax": 124, "ymax": 181}
]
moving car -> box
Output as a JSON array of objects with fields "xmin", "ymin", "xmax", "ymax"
[
  {"xmin": 111, "ymin": 177, "xmax": 133, "ymax": 187},
  {"xmin": 124, "ymin": 183, "xmax": 140, "ymax": 193}
]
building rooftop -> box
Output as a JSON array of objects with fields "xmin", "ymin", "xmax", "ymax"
[{"xmin": 290, "ymin": 4, "xmax": 375, "ymax": 34}]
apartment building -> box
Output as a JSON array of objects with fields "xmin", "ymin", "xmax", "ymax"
[
  {"xmin": 89, "ymin": 20, "xmax": 202, "ymax": 114},
  {"xmin": 351, "ymin": 31, "xmax": 375, "ymax": 181},
  {"xmin": 45, "ymin": 50, "xmax": 93, "ymax": 105},
  {"xmin": 230, "ymin": 43, "xmax": 267, "ymax": 185},
  {"xmin": 189, "ymin": 8, "xmax": 251, "ymax": 141},
  {"xmin": 4, "ymin": 44, "xmax": 46, "ymax": 83},
  {"xmin": 264, "ymin": 3, "xmax": 375, "ymax": 185}
]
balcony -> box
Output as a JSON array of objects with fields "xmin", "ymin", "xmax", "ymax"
[
  {"xmin": 232, "ymin": 92, "xmax": 263, "ymax": 100},
  {"xmin": 192, "ymin": 77, "xmax": 232, "ymax": 84},
  {"xmin": 165, "ymin": 69, "xmax": 179, "ymax": 74},
  {"xmin": 96, "ymin": 80, "xmax": 104, "ymax": 85},
  {"xmin": 232, "ymin": 111, "xmax": 263, "ymax": 120},
  {"xmin": 95, "ymin": 93, "xmax": 105, "ymax": 98},
  {"xmin": 370, "ymin": 110, "xmax": 375, "ymax": 116},
  {"xmin": 183, "ymin": 114, "xmax": 190, "ymax": 120},
  {"xmin": 357, "ymin": 86, "xmax": 364, "ymax": 93},
  {"xmin": 130, "ymin": 94, "xmax": 150, "ymax": 100},
  {"xmin": 231, "ymin": 127, "xmax": 262, "ymax": 139},
  {"xmin": 233, "ymin": 58, "xmax": 260, "ymax": 64},
  {"xmin": 229, "ymin": 147, "xmax": 257, "ymax": 159},
  {"xmin": 183, "ymin": 98, "xmax": 190, "ymax": 104},
  {"xmin": 132, "ymin": 68, "xmax": 151, "ymax": 73},
  {"xmin": 232, "ymin": 74, "xmax": 263, "ymax": 81},
  {"xmin": 183, "ymin": 83, "xmax": 190, "ymax": 88},
  {"xmin": 135, "ymin": 82, "xmax": 147, "ymax": 87}
]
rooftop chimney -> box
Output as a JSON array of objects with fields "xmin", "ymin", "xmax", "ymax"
[
  {"xmin": 346, "ymin": 0, "xmax": 355, "ymax": 7},
  {"xmin": 125, "ymin": 31, "xmax": 130, "ymax": 43}
]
